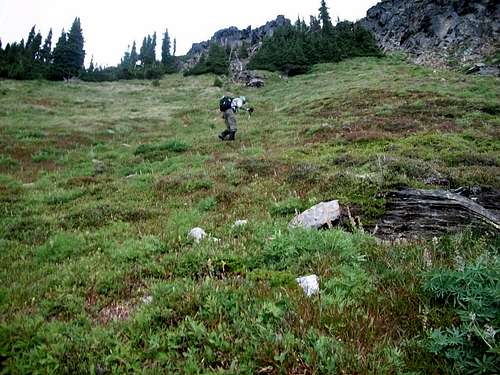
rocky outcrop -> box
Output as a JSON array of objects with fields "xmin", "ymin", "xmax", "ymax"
[
  {"xmin": 360, "ymin": 0, "xmax": 500, "ymax": 69},
  {"xmin": 186, "ymin": 15, "xmax": 290, "ymax": 59},
  {"xmin": 183, "ymin": 15, "xmax": 291, "ymax": 82}
]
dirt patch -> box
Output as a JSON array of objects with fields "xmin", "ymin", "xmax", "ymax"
[
  {"xmin": 25, "ymin": 98, "xmax": 60, "ymax": 108},
  {"xmin": 236, "ymin": 158, "xmax": 289, "ymax": 179},
  {"xmin": 97, "ymin": 302, "xmax": 134, "ymax": 325}
]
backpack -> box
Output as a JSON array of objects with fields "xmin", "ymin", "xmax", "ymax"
[{"xmin": 219, "ymin": 96, "xmax": 233, "ymax": 112}]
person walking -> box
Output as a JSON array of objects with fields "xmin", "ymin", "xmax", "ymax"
[{"xmin": 218, "ymin": 95, "xmax": 252, "ymax": 141}]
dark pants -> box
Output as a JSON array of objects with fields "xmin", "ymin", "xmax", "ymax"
[{"xmin": 223, "ymin": 109, "xmax": 237, "ymax": 132}]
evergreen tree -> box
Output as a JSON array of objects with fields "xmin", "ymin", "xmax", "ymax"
[
  {"xmin": 139, "ymin": 36, "xmax": 147, "ymax": 65},
  {"xmin": 66, "ymin": 17, "xmax": 85, "ymax": 76},
  {"xmin": 185, "ymin": 43, "xmax": 229, "ymax": 76},
  {"xmin": 173, "ymin": 38, "xmax": 177, "ymax": 56},
  {"xmin": 150, "ymin": 32, "xmax": 157, "ymax": 64},
  {"xmin": 41, "ymin": 29, "xmax": 52, "ymax": 63},
  {"xmin": 51, "ymin": 30, "xmax": 70, "ymax": 79},
  {"xmin": 249, "ymin": 0, "xmax": 381, "ymax": 76},
  {"xmin": 130, "ymin": 41, "xmax": 138, "ymax": 67},
  {"xmin": 161, "ymin": 29, "xmax": 171, "ymax": 65},
  {"xmin": 26, "ymin": 26, "xmax": 36, "ymax": 51},
  {"xmin": 319, "ymin": 0, "xmax": 333, "ymax": 34}
]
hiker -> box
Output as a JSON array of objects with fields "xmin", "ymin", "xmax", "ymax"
[{"xmin": 218, "ymin": 95, "xmax": 253, "ymax": 141}]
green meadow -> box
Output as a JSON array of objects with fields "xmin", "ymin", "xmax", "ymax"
[{"xmin": 0, "ymin": 56, "xmax": 499, "ymax": 373}]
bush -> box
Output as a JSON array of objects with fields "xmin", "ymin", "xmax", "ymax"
[
  {"xmin": 423, "ymin": 255, "xmax": 500, "ymax": 373},
  {"xmin": 36, "ymin": 233, "xmax": 85, "ymax": 263},
  {"xmin": 213, "ymin": 77, "xmax": 224, "ymax": 88}
]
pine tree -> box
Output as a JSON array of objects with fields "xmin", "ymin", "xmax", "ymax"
[
  {"xmin": 51, "ymin": 30, "xmax": 70, "ymax": 79},
  {"xmin": 319, "ymin": 0, "xmax": 333, "ymax": 34},
  {"xmin": 161, "ymin": 29, "xmax": 171, "ymax": 65},
  {"xmin": 26, "ymin": 26, "xmax": 36, "ymax": 51},
  {"xmin": 139, "ymin": 36, "xmax": 147, "ymax": 65},
  {"xmin": 149, "ymin": 32, "xmax": 157, "ymax": 65},
  {"xmin": 173, "ymin": 38, "xmax": 177, "ymax": 56},
  {"xmin": 41, "ymin": 29, "xmax": 52, "ymax": 64},
  {"xmin": 130, "ymin": 41, "xmax": 138, "ymax": 67},
  {"xmin": 66, "ymin": 17, "xmax": 85, "ymax": 76}
]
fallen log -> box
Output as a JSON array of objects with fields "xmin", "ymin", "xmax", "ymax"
[{"xmin": 376, "ymin": 188, "xmax": 500, "ymax": 238}]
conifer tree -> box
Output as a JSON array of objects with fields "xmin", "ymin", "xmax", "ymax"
[
  {"xmin": 139, "ymin": 37, "xmax": 147, "ymax": 65},
  {"xmin": 51, "ymin": 30, "xmax": 70, "ymax": 79},
  {"xmin": 161, "ymin": 29, "xmax": 171, "ymax": 65},
  {"xmin": 319, "ymin": 0, "xmax": 333, "ymax": 34},
  {"xmin": 173, "ymin": 38, "xmax": 177, "ymax": 56},
  {"xmin": 66, "ymin": 17, "xmax": 85, "ymax": 76},
  {"xmin": 130, "ymin": 41, "xmax": 138, "ymax": 67},
  {"xmin": 41, "ymin": 29, "xmax": 52, "ymax": 64},
  {"xmin": 150, "ymin": 32, "xmax": 157, "ymax": 64}
]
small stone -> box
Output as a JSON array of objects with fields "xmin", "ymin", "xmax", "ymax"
[
  {"xmin": 296, "ymin": 275, "xmax": 319, "ymax": 297},
  {"xmin": 142, "ymin": 295, "xmax": 153, "ymax": 305},
  {"xmin": 92, "ymin": 159, "xmax": 106, "ymax": 175},
  {"xmin": 189, "ymin": 227, "xmax": 207, "ymax": 243},
  {"xmin": 233, "ymin": 219, "xmax": 248, "ymax": 227}
]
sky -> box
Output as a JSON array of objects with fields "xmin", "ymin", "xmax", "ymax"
[{"xmin": 0, "ymin": 0, "xmax": 380, "ymax": 67}]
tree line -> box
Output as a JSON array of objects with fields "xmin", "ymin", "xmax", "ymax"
[
  {"xmin": 0, "ymin": 19, "xmax": 179, "ymax": 81},
  {"xmin": 84, "ymin": 29, "xmax": 179, "ymax": 81},
  {"xmin": 186, "ymin": 0, "xmax": 382, "ymax": 77},
  {"xmin": 0, "ymin": 18, "xmax": 84, "ymax": 80}
]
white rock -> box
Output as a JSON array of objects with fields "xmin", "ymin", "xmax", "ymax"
[
  {"xmin": 142, "ymin": 295, "xmax": 153, "ymax": 304},
  {"xmin": 289, "ymin": 200, "xmax": 341, "ymax": 229},
  {"xmin": 296, "ymin": 275, "xmax": 319, "ymax": 297},
  {"xmin": 189, "ymin": 227, "xmax": 207, "ymax": 243},
  {"xmin": 233, "ymin": 220, "xmax": 248, "ymax": 227}
]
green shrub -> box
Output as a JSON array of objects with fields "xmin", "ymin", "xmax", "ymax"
[
  {"xmin": 36, "ymin": 233, "xmax": 86, "ymax": 263},
  {"xmin": 423, "ymin": 255, "xmax": 500, "ymax": 373},
  {"xmin": 0, "ymin": 155, "xmax": 19, "ymax": 169},
  {"xmin": 197, "ymin": 197, "xmax": 217, "ymax": 212},
  {"xmin": 213, "ymin": 77, "xmax": 224, "ymax": 88}
]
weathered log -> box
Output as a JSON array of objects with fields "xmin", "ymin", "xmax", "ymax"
[{"xmin": 376, "ymin": 188, "xmax": 500, "ymax": 238}]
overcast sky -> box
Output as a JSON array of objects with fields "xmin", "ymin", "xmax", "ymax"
[{"xmin": 0, "ymin": 0, "xmax": 380, "ymax": 67}]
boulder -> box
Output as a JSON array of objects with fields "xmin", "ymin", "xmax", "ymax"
[
  {"xmin": 246, "ymin": 78, "xmax": 265, "ymax": 88},
  {"xmin": 289, "ymin": 200, "xmax": 341, "ymax": 229}
]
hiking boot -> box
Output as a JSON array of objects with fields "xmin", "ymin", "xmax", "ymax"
[
  {"xmin": 218, "ymin": 130, "xmax": 229, "ymax": 140},
  {"xmin": 226, "ymin": 131, "xmax": 236, "ymax": 141}
]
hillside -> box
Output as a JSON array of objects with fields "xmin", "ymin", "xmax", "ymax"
[{"xmin": 0, "ymin": 56, "xmax": 499, "ymax": 373}]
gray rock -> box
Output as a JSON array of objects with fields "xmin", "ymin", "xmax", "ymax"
[
  {"xmin": 246, "ymin": 78, "xmax": 265, "ymax": 88},
  {"xmin": 188, "ymin": 227, "xmax": 207, "ymax": 243},
  {"xmin": 289, "ymin": 200, "xmax": 341, "ymax": 229},
  {"xmin": 466, "ymin": 63, "xmax": 500, "ymax": 76},
  {"xmin": 92, "ymin": 159, "xmax": 106, "ymax": 175},
  {"xmin": 360, "ymin": 0, "xmax": 500, "ymax": 68}
]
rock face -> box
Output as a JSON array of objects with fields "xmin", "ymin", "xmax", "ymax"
[
  {"xmin": 360, "ymin": 0, "xmax": 500, "ymax": 69},
  {"xmin": 186, "ymin": 15, "xmax": 290, "ymax": 59},
  {"xmin": 184, "ymin": 15, "xmax": 291, "ymax": 82},
  {"xmin": 289, "ymin": 200, "xmax": 341, "ymax": 230}
]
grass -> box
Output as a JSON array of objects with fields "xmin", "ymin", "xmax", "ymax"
[{"xmin": 0, "ymin": 56, "xmax": 499, "ymax": 373}]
